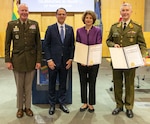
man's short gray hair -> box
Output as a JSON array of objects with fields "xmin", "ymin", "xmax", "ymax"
[
  {"xmin": 120, "ymin": 3, "xmax": 132, "ymax": 11},
  {"xmin": 18, "ymin": 3, "xmax": 28, "ymax": 10}
]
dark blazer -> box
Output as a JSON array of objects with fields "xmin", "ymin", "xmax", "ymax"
[
  {"xmin": 5, "ymin": 19, "xmax": 42, "ymax": 72},
  {"xmin": 44, "ymin": 23, "xmax": 75, "ymax": 67}
]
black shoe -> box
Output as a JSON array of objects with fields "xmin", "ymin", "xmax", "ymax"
[
  {"xmin": 80, "ymin": 106, "xmax": 88, "ymax": 112},
  {"xmin": 88, "ymin": 108, "xmax": 95, "ymax": 113},
  {"xmin": 112, "ymin": 107, "xmax": 123, "ymax": 115},
  {"xmin": 126, "ymin": 110, "xmax": 134, "ymax": 118},
  {"xmin": 60, "ymin": 104, "xmax": 69, "ymax": 113},
  {"xmin": 49, "ymin": 105, "xmax": 55, "ymax": 115}
]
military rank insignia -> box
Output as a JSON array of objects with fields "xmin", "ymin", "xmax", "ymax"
[{"xmin": 13, "ymin": 26, "xmax": 19, "ymax": 32}]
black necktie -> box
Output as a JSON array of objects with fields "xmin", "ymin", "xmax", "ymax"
[
  {"xmin": 123, "ymin": 23, "xmax": 126, "ymax": 30},
  {"xmin": 23, "ymin": 22, "xmax": 25, "ymax": 30}
]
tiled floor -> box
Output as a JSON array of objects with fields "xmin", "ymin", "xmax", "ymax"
[{"xmin": 0, "ymin": 58, "xmax": 150, "ymax": 124}]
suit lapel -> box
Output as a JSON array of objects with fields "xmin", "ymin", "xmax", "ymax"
[
  {"xmin": 122, "ymin": 21, "xmax": 133, "ymax": 35},
  {"xmin": 115, "ymin": 22, "xmax": 122, "ymax": 35},
  {"xmin": 54, "ymin": 23, "xmax": 63, "ymax": 43},
  {"xmin": 25, "ymin": 20, "xmax": 31, "ymax": 32},
  {"xmin": 64, "ymin": 24, "xmax": 68, "ymax": 39},
  {"xmin": 15, "ymin": 19, "xmax": 22, "ymax": 31},
  {"xmin": 122, "ymin": 26, "xmax": 130, "ymax": 35}
]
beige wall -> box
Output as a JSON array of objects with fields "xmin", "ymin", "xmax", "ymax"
[
  {"xmin": 0, "ymin": 0, "xmax": 12, "ymax": 57},
  {"xmin": 144, "ymin": 0, "xmax": 150, "ymax": 31},
  {"xmin": 0, "ymin": 0, "xmax": 148, "ymax": 57}
]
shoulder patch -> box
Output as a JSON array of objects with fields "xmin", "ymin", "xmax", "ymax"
[
  {"xmin": 28, "ymin": 19, "xmax": 37, "ymax": 24},
  {"xmin": 132, "ymin": 21, "xmax": 141, "ymax": 26},
  {"xmin": 8, "ymin": 20, "xmax": 18, "ymax": 25},
  {"xmin": 112, "ymin": 22, "xmax": 120, "ymax": 26}
]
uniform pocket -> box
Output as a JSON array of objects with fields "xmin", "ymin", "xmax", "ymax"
[{"xmin": 127, "ymin": 33, "xmax": 136, "ymax": 38}]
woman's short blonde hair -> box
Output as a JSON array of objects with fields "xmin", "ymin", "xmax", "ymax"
[{"xmin": 82, "ymin": 10, "xmax": 97, "ymax": 24}]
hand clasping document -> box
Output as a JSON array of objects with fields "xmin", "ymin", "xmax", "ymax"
[
  {"xmin": 109, "ymin": 44, "xmax": 144, "ymax": 69},
  {"xmin": 73, "ymin": 42, "xmax": 102, "ymax": 65}
]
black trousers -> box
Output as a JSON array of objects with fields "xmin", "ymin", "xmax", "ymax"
[
  {"xmin": 77, "ymin": 63, "xmax": 99, "ymax": 105},
  {"xmin": 48, "ymin": 61, "xmax": 68, "ymax": 106}
]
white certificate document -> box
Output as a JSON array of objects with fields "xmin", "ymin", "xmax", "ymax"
[
  {"xmin": 73, "ymin": 42, "xmax": 102, "ymax": 65},
  {"xmin": 88, "ymin": 44, "xmax": 102, "ymax": 65},
  {"xmin": 109, "ymin": 47, "xmax": 128, "ymax": 69},
  {"xmin": 109, "ymin": 44, "xmax": 144, "ymax": 69}
]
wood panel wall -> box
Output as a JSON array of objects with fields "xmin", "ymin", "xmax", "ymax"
[
  {"xmin": 0, "ymin": 0, "xmax": 12, "ymax": 57},
  {"xmin": 0, "ymin": 0, "xmax": 148, "ymax": 57}
]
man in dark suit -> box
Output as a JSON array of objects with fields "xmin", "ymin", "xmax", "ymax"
[
  {"xmin": 106, "ymin": 3, "xmax": 147, "ymax": 118},
  {"xmin": 5, "ymin": 4, "xmax": 42, "ymax": 118},
  {"xmin": 44, "ymin": 8, "xmax": 75, "ymax": 115}
]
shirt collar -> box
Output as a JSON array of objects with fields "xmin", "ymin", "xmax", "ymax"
[
  {"xmin": 122, "ymin": 19, "xmax": 130, "ymax": 26},
  {"xmin": 19, "ymin": 19, "xmax": 28, "ymax": 24},
  {"xmin": 57, "ymin": 22, "xmax": 65, "ymax": 28}
]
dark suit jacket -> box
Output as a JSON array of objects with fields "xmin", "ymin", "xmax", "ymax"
[
  {"xmin": 44, "ymin": 23, "xmax": 75, "ymax": 67},
  {"xmin": 5, "ymin": 19, "xmax": 42, "ymax": 72}
]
